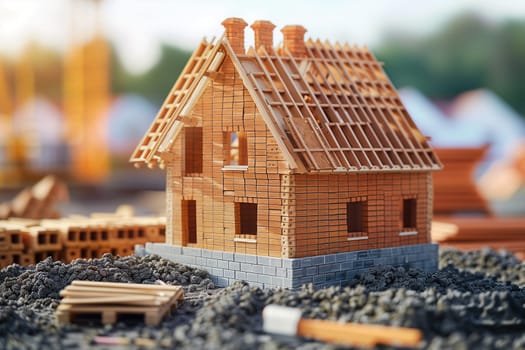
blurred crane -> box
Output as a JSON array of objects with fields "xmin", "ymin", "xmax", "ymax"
[
  {"xmin": 63, "ymin": 0, "xmax": 110, "ymax": 184},
  {"xmin": 0, "ymin": 0, "xmax": 110, "ymax": 186},
  {"xmin": 0, "ymin": 48, "xmax": 35, "ymax": 184}
]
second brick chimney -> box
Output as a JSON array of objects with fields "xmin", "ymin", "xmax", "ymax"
[
  {"xmin": 250, "ymin": 20, "xmax": 276, "ymax": 52},
  {"xmin": 221, "ymin": 17, "xmax": 248, "ymax": 54},
  {"xmin": 281, "ymin": 25, "xmax": 307, "ymax": 57}
]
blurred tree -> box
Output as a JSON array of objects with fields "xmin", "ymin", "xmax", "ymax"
[
  {"xmin": 376, "ymin": 13, "xmax": 525, "ymax": 118},
  {"xmin": 111, "ymin": 44, "xmax": 191, "ymax": 105}
]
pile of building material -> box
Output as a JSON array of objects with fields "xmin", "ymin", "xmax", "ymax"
[
  {"xmin": 432, "ymin": 147, "xmax": 492, "ymax": 216},
  {"xmin": 0, "ymin": 224, "xmax": 27, "ymax": 266},
  {"xmin": 0, "ymin": 175, "xmax": 69, "ymax": 220},
  {"xmin": 56, "ymin": 281, "xmax": 184, "ymax": 326},
  {"xmin": 431, "ymin": 147, "xmax": 525, "ymax": 259},
  {"xmin": 432, "ymin": 217, "xmax": 525, "ymax": 259},
  {"xmin": 0, "ymin": 215, "xmax": 166, "ymax": 267}
]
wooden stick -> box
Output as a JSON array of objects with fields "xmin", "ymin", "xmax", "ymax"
[
  {"xmin": 297, "ymin": 318, "xmax": 422, "ymax": 347},
  {"xmin": 263, "ymin": 305, "xmax": 422, "ymax": 348}
]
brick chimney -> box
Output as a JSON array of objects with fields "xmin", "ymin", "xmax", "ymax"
[
  {"xmin": 250, "ymin": 20, "xmax": 276, "ymax": 52},
  {"xmin": 221, "ymin": 17, "xmax": 248, "ymax": 54},
  {"xmin": 281, "ymin": 25, "xmax": 307, "ymax": 57}
]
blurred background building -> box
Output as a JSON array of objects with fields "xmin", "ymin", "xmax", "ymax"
[{"xmin": 0, "ymin": 0, "xmax": 524, "ymax": 215}]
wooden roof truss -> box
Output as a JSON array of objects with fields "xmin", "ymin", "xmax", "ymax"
[
  {"xmin": 130, "ymin": 37, "xmax": 225, "ymax": 168},
  {"xmin": 131, "ymin": 32, "xmax": 441, "ymax": 173}
]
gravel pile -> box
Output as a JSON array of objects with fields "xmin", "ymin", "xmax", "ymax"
[
  {"xmin": 440, "ymin": 248, "xmax": 525, "ymax": 286},
  {"xmin": 1, "ymin": 249, "xmax": 525, "ymax": 349}
]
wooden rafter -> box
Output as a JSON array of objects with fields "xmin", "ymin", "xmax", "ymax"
[
  {"xmin": 131, "ymin": 27, "xmax": 441, "ymax": 173},
  {"xmin": 130, "ymin": 36, "xmax": 224, "ymax": 167}
]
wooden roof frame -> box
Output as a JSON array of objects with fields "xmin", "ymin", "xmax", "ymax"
[{"xmin": 131, "ymin": 27, "xmax": 442, "ymax": 174}]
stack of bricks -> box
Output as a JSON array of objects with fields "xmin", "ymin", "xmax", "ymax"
[
  {"xmin": 0, "ymin": 224, "xmax": 26, "ymax": 266},
  {"xmin": 0, "ymin": 216, "xmax": 166, "ymax": 267},
  {"xmin": 0, "ymin": 175, "xmax": 68, "ymax": 220},
  {"xmin": 23, "ymin": 225, "xmax": 62, "ymax": 263},
  {"xmin": 48, "ymin": 219, "xmax": 111, "ymax": 262},
  {"xmin": 432, "ymin": 147, "xmax": 491, "ymax": 216}
]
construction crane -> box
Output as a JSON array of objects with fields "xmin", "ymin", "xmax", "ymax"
[
  {"xmin": 0, "ymin": 48, "xmax": 35, "ymax": 184},
  {"xmin": 63, "ymin": 0, "xmax": 110, "ymax": 184}
]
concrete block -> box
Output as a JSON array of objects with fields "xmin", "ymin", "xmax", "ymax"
[
  {"xmin": 257, "ymin": 274, "xmax": 273, "ymax": 285},
  {"xmin": 202, "ymin": 250, "xmax": 214, "ymax": 258},
  {"xmin": 325, "ymin": 254, "xmax": 336, "ymax": 264},
  {"xmin": 291, "ymin": 279, "xmax": 304, "ymax": 289},
  {"xmin": 235, "ymin": 271, "xmax": 247, "ymax": 280},
  {"xmin": 381, "ymin": 248, "xmax": 392, "ymax": 257},
  {"xmin": 228, "ymin": 262, "xmax": 240, "ymax": 270},
  {"xmin": 291, "ymin": 268, "xmax": 306, "ymax": 278},
  {"xmin": 222, "ymin": 252, "xmax": 234, "ymax": 261},
  {"xmin": 319, "ymin": 263, "xmax": 339, "ymax": 274},
  {"xmin": 301, "ymin": 257, "xmax": 313, "ymax": 267},
  {"xmin": 224, "ymin": 269, "xmax": 235, "ymax": 278},
  {"xmin": 353, "ymin": 260, "xmax": 364, "ymax": 269},
  {"xmin": 335, "ymin": 271, "xmax": 346, "ymax": 280},
  {"xmin": 282, "ymin": 259, "xmax": 301, "ymax": 269},
  {"xmin": 211, "ymin": 268, "xmax": 223, "ymax": 277},
  {"xmin": 368, "ymin": 249, "xmax": 381, "ymax": 259},
  {"xmin": 195, "ymin": 257, "xmax": 206, "ymax": 266},
  {"xmin": 257, "ymin": 256, "xmax": 270, "ymax": 266},
  {"xmin": 406, "ymin": 253, "xmax": 418, "ymax": 263},
  {"xmin": 217, "ymin": 260, "xmax": 229, "ymax": 269},
  {"xmin": 269, "ymin": 258, "xmax": 283, "ymax": 268},
  {"xmin": 245, "ymin": 254, "xmax": 257, "ymax": 264},
  {"xmin": 357, "ymin": 251, "xmax": 368, "ymax": 259},
  {"xmin": 305, "ymin": 266, "xmax": 318, "ymax": 276},
  {"xmin": 182, "ymin": 247, "xmax": 202, "ymax": 257},
  {"xmin": 206, "ymin": 258, "xmax": 218, "ymax": 268},
  {"xmin": 340, "ymin": 261, "xmax": 353, "ymax": 270},
  {"xmin": 312, "ymin": 256, "xmax": 324, "ymax": 265},
  {"xmin": 246, "ymin": 272, "xmax": 258, "ymax": 283},
  {"xmin": 335, "ymin": 253, "xmax": 347, "ymax": 262},
  {"xmin": 363, "ymin": 260, "xmax": 374, "ymax": 268},
  {"xmin": 241, "ymin": 263, "xmax": 255, "ymax": 273},
  {"xmin": 234, "ymin": 254, "xmax": 245, "ymax": 263},
  {"xmin": 297, "ymin": 276, "xmax": 313, "ymax": 286},
  {"xmin": 279, "ymin": 277, "xmax": 294, "ymax": 289},
  {"xmin": 211, "ymin": 251, "xmax": 223, "ymax": 260},
  {"xmin": 313, "ymin": 274, "xmax": 326, "ymax": 284},
  {"xmin": 345, "ymin": 270, "xmax": 357, "ymax": 280},
  {"xmin": 346, "ymin": 253, "xmax": 358, "ymax": 262},
  {"xmin": 179, "ymin": 256, "xmax": 196, "ymax": 266},
  {"xmin": 262, "ymin": 266, "xmax": 276, "ymax": 276},
  {"xmin": 276, "ymin": 268, "xmax": 287, "ymax": 277},
  {"xmin": 325, "ymin": 272, "xmax": 336, "ymax": 281}
]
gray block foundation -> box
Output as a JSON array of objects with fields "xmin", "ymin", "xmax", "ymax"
[{"xmin": 145, "ymin": 243, "xmax": 438, "ymax": 289}]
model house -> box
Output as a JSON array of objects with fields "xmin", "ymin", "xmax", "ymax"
[{"xmin": 132, "ymin": 18, "xmax": 441, "ymax": 288}]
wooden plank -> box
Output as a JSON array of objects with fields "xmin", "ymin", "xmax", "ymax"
[
  {"xmin": 71, "ymin": 280, "xmax": 182, "ymax": 291},
  {"xmin": 60, "ymin": 295, "xmax": 162, "ymax": 305},
  {"xmin": 60, "ymin": 286, "xmax": 177, "ymax": 298}
]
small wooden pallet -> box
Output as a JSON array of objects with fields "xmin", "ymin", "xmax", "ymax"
[{"xmin": 56, "ymin": 281, "xmax": 184, "ymax": 326}]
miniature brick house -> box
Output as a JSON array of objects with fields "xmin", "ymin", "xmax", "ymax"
[{"xmin": 132, "ymin": 18, "xmax": 442, "ymax": 288}]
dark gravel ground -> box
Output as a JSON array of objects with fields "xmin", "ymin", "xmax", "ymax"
[{"xmin": 1, "ymin": 248, "xmax": 525, "ymax": 350}]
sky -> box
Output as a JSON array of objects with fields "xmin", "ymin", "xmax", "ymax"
[{"xmin": 1, "ymin": 0, "xmax": 525, "ymax": 74}]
